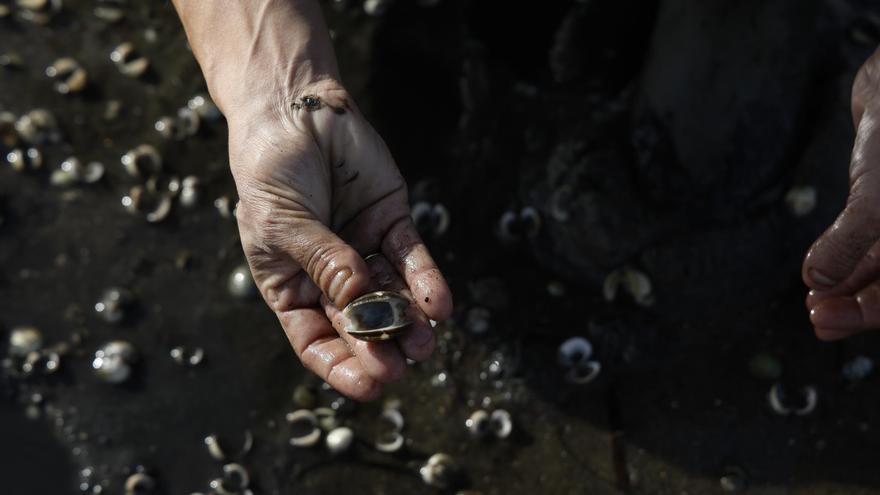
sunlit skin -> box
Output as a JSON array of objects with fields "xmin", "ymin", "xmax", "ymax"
[
  {"xmin": 172, "ymin": 0, "xmax": 452, "ymax": 400},
  {"xmin": 804, "ymin": 46, "xmax": 880, "ymax": 341}
]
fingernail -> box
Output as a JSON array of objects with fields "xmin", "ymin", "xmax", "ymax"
[
  {"xmin": 808, "ymin": 268, "xmax": 838, "ymax": 289},
  {"xmin": 328, "ymin": 268, "xmax": 353, "ymax": 305}
]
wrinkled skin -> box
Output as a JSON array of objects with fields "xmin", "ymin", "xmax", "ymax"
[
  {"xmin": 228, "ymin": 82, "xmax": 453, "ymax": 400},
  {"xmin": 171, "ymin": 0, "xmax": 452, "ymax": 400},
  {"xmin": 804, "ymin": 46, "xmax": 880, "ymax": 340}
]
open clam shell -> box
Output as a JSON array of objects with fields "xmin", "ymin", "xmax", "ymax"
[{"xmin": 342, "ymin": 291, "xmax": 412, "ymax": 342}]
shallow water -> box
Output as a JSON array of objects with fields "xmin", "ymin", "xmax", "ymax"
[{"xmin": 4, "ymin": 1, "xmax": 880, "ymax": 494}]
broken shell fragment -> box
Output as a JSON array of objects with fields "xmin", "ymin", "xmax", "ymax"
[
  {"xmin": 218, "ymin": 463, "xmax": 250, "ymax": 493},
  {"xmin": 123, "ymin": 473, "xmax": 155, "ymax": 495},
  {"xmin": 9, "ymin": 326, "xmax": 43, "ymax": 356},
  {"xmin": 6, "ymin": 147, "xmax": 42, "ymax": 172},
  {"xmin": 50, "ymin": 156, "xmax": 83, "ymax": 187},
  {"xmin": 0, "ymin": 52, "xmax": 23, "ymax": 69},
  {"xmin": 45, "ymin": 57, "xmax": 88, "ymax": 94},
  {"xmin": 14, "ymin": 109, "xmax": 59, "ymax": 144},
  {"xmin": 287, "ymin": 409, "xmax": 321, "ymax": 447},
  {"xmin": 121, "ymin": 144, "xmax": 162, "ymax": 178},
  {"xmin": 557, "ymin": 336, "xmax": 593, "ymax": 367},
  {"xmin": 153, "ymin": 116, "xmax": 177, "ymax": 140},
  {"xmin": 145, "ymin": 194, "xmax": 172, "ymax": 223},
  {"xmin": 0, "ymin": 112, "xmax": 18, "ymax": 147},
  {"xmin": 110, "ymin": 42, "xmax": 150, "ymax": 78},
  {"xmin": 489, "ymin": 409, "xmax": 513, "ymax": 439},
  {"xmin": 785, "ymin": 185, "xmax": 817, "ymax": 217},
  {"xmin": 93, "ymin": 0, "xmax": 124, "ymax": 22},
  {"xmin": 82, "ymin": 161, "xmax": 105, "ymax": 183},
  {"xmin": 375, "ymin": 431, "xmax": 405, "ymax": 453},
  {"xmin": 603, "ymin": 266, "xmax": 654, "ymax": 307},
  {"xmin": 842, "ymin": 355, "xmax": 874, "ymax": 382},
  {"xmin": 179, "ymin": 176, "xmax": 199, "ymax": 207},
  {"xmin": 92, "ymin": 340, "xmax": 137, "ymax": 384},
  {"xmin": 411, "ymin": 201, "xmax": 450, "ymax": 238},
  {"xmin": 465, "ymin": 409, "xmax": 490, "ymax": 438},
  {"xmin": 155, "ymin": 108, "xmax": 200, "ymax": 140},
  {"xmin": 177, "ymin": 107, "xmax": 200, "ymax": 137},
  {"xmin": 188, "ymin": 94, "xmax": 222, "ymax": 121},
  {"xmin": 767, "ymin": 383, "xmax": 818, "ymax": 416},
  {"xmin": 497, "ymin": 206, "xmax": 542, "ymax": 243},
  {"xmin": 15, "ymin": 0, "xmax": 61, "ymax": 25},
  {"xmin": 465, "ymin": 306, "xmax": 491, "ymax": 335},
  {"xmin": 204, "ymin": 431, "xmax": 252, "ymax": 462},
  {"xmin": 94, "ymin": 287, "xmax": 132, "ymax": 324},
  {"xmin": 214, "ymin": 196, "xmax": 233, "ymax": 218},
  {"xmin": 420, "ymin": 453, "xmax": 458, "ymax": 489},
  {"xmin": 342, "ymin": 291, "xmax": 412, "ymax": 341},
  {"xmin": 170, "ymin": 346, "xmax": 204, "ymax": 367},
  {"xmin": 565, "ymin": 360, "xmax": 602, "ymax": 385}
]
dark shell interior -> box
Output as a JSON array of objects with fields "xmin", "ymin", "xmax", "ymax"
[{"xmin": 352, "ymin": 300, "xmax": 396, "ymax": 331}]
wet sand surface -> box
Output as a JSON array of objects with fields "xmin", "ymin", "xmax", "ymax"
[{"xmin": 4, "ymin": 1, "xmax": 880, "ymax": 494}]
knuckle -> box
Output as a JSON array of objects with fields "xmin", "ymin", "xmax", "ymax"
[{"xmin": 306, "ymin": 243, "xmax": 354, "ymax": 290}]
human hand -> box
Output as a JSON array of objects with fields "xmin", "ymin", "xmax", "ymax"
[
  {"xmin": 228, "ymin": 81, "xmax": 452, "ymax": 400},
  {"xmin": 804, "ymin": 46, "xmax": 880, "ymax": 340}
]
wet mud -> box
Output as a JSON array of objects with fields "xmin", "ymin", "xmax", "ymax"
[{"xmin": 4, "ymin": 1, "xmax": 880, "ymax": 494}]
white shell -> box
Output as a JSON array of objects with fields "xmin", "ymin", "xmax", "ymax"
[
  {"xmin": 227, "ymin": 264, "xmax": 257, "ymax": 299},
  {"xmin": 465, "ymin": 306, "xmax": 491, "ymax": 335},
  {"xmin": 767, "ymin": 383, "xmax": 818, "ymax": 416},
  {"xmin": 287, "ymin": 409, "xmax": 321, "ymax": 447},
  {"xmin": 557, "ymin": 336, "xmax": 593, "ymax": 367},
  {"xmin": 490, "ymin": 409, "xmax": 513, "ymax": 439},
  {"xmin": 94, "ymin": 287, "xmax": 131, "ymax": 324},
  {"xmin": 785, "ymin": 185, "xmax": 817, "ymax": 217},
  {"xmin": 124, "ymin": 473, "xmax": 155, "ymax": 494},
  {"xmin": 465, "ymin": 409, "xmax": 490, "ymax": 438},
  {"xmin": 603, "ymin": 267, "xmax": 654, "ymax": 307},
  {"xmin": 204, "ymin": 434, "xmax": 226, "ymax": 461},
  {"xmin": 381, "ymin": 408, "xmax": 405, "ymax": 431},
  {"xmin": 842, "ymin": 356, "xmax": 874, "ymax": 381},
  {"xmin": 92, "ymin": 340, "xmax": 137, "ymax": 384},
  {"xmin": 420, "ymin": 453, "xmax": 457, "ymax": 488},
  {"xmin": 9, "ymin": 326, "xmax": 43, "ymax": 356},
  {"xmin": 325, "ymin": 426, "xmax": 354, "ymax": 455},
  {"xmin": 565, "ymin": 360, "xmax": 602, "ymax": 385},
  {"xmin": 375, "ymin": 431, "xmax": 405, "ymax": 453}
]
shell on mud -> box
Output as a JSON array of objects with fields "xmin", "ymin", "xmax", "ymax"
[{"xmin": 342, "ymin": 291, "xmax": 412, "ymax": 342}]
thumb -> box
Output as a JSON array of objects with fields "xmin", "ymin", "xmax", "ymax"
[
  {"xmin": 288, "ymin": 219, "xmax": 371, "ymax": 308},
  {"xmin": 803, "ymin": 111, "xmax": 880, "ymax": 290}
]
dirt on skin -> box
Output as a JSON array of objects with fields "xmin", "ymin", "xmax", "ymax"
[{"xmin": 3, "ymin": 1, "xmax": 880, "ymax": 494}]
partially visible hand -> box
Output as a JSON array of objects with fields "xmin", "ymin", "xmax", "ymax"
[
  {"xmin": 228, "ymin": 81, "xmax": 452, "ymax": 399},
  {"xmin": 804, "ymin": 46, "xmax": 880, "ymax": 340}
]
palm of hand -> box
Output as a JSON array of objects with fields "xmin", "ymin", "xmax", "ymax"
[{"xmin": 228, "ymin": 89, "xmax": 452, "ymax": 400}]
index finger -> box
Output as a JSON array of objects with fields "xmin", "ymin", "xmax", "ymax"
[{"xmin": 381, "ymin": 216, "xmax": 453, "ymax": 321}]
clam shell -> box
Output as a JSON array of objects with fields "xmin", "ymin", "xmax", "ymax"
[{"xmin": 342, "ymin": 291, "xmax": 411, "ymax": 341}]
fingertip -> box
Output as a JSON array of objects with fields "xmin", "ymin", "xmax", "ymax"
[
  {"xmin": 814, "ymin": 327, "xmax": 856, "ymax": 342},
  {"xmin": 359, "ymin": 341, "xmax": 407, "ymax": 383},
  {"xmin": 412, "ymin": 270, "xmax": 454, "ymax": 321},
  {"xmin": 399, "ymin": 324, "xmax": 436, "ymax": 362},
  {"xmin": 810, "ymin": 297, "xmax": 863, "ymax": 330}
]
